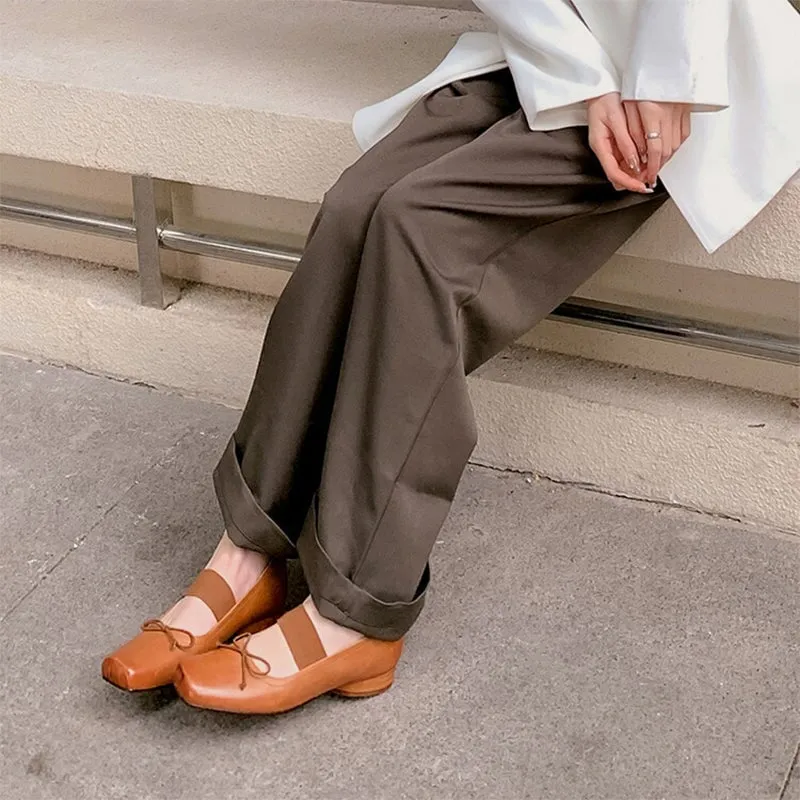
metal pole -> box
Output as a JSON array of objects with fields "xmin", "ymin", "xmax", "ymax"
[
  {"xmin": 159, "ymin": 227, "xmax": 301, "ymax": 271},
  {"xmin": 0, "ymin": 199, "xmax": 136, "ymax": 240},
  {"xmin": 1, "ymin": 195, "xmax": 797, "ymax": 365},
  {"xmin": 550, "ymin": 300, "xmax": 799, "ymax": 365}
]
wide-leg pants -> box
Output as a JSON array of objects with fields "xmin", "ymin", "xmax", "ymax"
[{"xmin": 213, "ymin": 70, "xmax": 667, "ymax": 640}]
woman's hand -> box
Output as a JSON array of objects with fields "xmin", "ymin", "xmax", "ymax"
[
  {"xmin": 623, "ymin": 101, "xmax": 692, "ymax": 187},
  {"xmin": 587, "ymin": 92, "xmax": 650, "ymax": 194}
]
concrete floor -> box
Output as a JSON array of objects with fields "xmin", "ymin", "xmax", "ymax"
[{"xmin": 1, "ymin": 352, "xmax": 798, "ymax": 800}]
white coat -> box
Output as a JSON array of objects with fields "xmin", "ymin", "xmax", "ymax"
[{"xmin": 353, "ymin": 0, "xmax": 800, "ymax": 254}]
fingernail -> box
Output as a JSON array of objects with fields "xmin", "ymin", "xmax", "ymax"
[
  {"xmin": 629, "ymin": 159, "xmax": 638, "ymax": 171},
  {"xmin": 643, "ymin": 188, "xmax": 655, "ymax": 194},
  {"xmin": 652, "ymin": 177, "xmax": 659, "ymax": 188},
  {"xmin": 641, "ymin": 153, "xmax": 648, "ymax": 164}
]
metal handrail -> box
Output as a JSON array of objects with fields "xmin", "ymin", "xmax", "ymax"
[
  {"xmin": 2, "ymin": 196, "xmax": 798, "ymax": 365},
  {"xmin": 0, "ymin": 199, "xmax": 137, "ymax": 241},
  {"xmin": 160, "ymin": 227, "xmax": 301, "ymax": 271}
]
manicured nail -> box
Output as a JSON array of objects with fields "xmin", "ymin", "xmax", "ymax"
[
  {"xmin": 629, "ymin": 159, "xmax": 638, "ymax": 172},
  {"xmin": 641, "ymin": 153, "xmax": 648, "ymax": 164}
]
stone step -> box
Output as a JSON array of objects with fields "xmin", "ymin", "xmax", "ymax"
[
  {"xmin": 2, "ymin": 0, "xmax": 798, "ymax": 280},
  {"xmin": 2, "ymin": 245, "xmax": 796, "ymax": 531}
]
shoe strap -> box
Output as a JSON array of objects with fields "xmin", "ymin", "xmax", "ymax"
[
  {"xmin": 183, "ymin": 569, "xmax": 236, "ymax": 622},
  {"xmin": 277, "ymin": 605, "xmax": 327, "ymax": 670}
]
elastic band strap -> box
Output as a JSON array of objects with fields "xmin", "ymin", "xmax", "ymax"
[
  {"xmin": 278, "ymin": 605, "xmax": 327, "ymax": 670},
  {"xmin": 184, "ymin": 569, "xmax": 236, "ymax": 622}
]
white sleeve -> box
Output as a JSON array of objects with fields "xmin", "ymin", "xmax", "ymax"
[
  {"xmin": 622, "ymin": 0, "xmax": 732, "ymax": 111},
  {"xmin": 473, "ymin": 0, "xmax": 621, "ymax": 116}
]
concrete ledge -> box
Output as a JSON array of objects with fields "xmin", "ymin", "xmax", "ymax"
[
  {"xmin": 2, "ymin": 245, "xmax": 796, "ymax": 531},
  {"xmin": 2, "ymin": 0, "xmax": 798, "ymax": 281},
  {"xmin": 0, "ymin": 1, "xmax": 487, "ymax": 205},
  {"xmin": 471, "ymin": 350, "xmax": 799, "ymax": 532},
  {"xmin": 617, "ymin": 182, "xmax": 800, "ymax": 282}
]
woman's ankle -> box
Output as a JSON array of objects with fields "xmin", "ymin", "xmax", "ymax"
[
  {"xmin": 206, "ymin": 531, "xmax": 269, "ymax": 602},
  {"xmin": 158, "ymin": 532, "xmax": 270, "ymax": 636},
  {"xmin": 302, "ymin": 596, "xmax": 364, "ymax": 652}
]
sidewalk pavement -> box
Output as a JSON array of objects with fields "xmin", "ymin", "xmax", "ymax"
[{"xmin": 1, "ymin": 352, "xmax": 797, "ymax": 800}]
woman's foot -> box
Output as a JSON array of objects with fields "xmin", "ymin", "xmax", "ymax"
[
  {"xmin": 232, "ymin": 596, "xmax": 364, "ymax": 678},
  {"xmin": 174, "ymin": 596, "xmax": 403, "ymax": 714},
  {"xmin": 160, "ymin": 532, "xmax": 271, "ymax": 637},
  {"xmin": 102, "ymin": 533, "xmax": 287, "ymax": 692}
]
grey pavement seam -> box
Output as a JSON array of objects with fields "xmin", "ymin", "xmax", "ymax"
[
  {"xmin": 0, "ymin": 426, "xmax": 198, "ymax": 627},
  {"xmin": 0, "ymin": 350, "xmax": 163, "ymax": 395},
  {"xmin": 0, "ymin": 350, "xmax": 238, "ymax": 410},
  {"xmin": 778, "ymin": 741, "xmax": 800, "ymax": 800},
  {"xmin": 8, "ymin": 356, "xmax": 797, "ymax": 537},
  {"xmin": 472, "ymin": 458, "xmax": 800, "ymax": 538}
]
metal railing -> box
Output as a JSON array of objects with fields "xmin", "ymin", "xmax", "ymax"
[{"xmin": 2, "ymin": 177, "xmax": 798, "ymax": 366}]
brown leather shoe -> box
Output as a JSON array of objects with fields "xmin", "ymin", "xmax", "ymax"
[
  {"xmin": 173, "ymin": 604, "xmax": 403, "ymax": 714},
  {"xmin": 102, "ymin": 559, "xmax": 287, "ymax": 692}
]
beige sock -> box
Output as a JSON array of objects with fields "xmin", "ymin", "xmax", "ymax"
[
  {"xmin": 160, "ymin": 531, "xmax": 268, "ymax": 636},
  {"xmin": 245, "ymin": 596, "xmax": 364, "ymax": 678}
]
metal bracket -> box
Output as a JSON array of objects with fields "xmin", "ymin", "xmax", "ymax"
[{"xmin": 131, "ymin": 176, "xmax": 173, "ymax": 308}]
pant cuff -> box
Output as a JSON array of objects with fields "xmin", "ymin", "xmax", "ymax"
[
  {"xmin": 296, "ymin": 499, "xmax": 429, "ymax": 641},
  {"xmin": 213, "ymin": 437, "xmax": 298, "ymax": 559}
]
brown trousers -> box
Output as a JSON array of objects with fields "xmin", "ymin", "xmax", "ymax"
[{"xmin": 214, "ymin": 70, "xmax": 667, "ymax": 639}]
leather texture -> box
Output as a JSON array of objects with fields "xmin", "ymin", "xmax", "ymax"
[
  {"xmin": 101, "ymin": 559, "xmax": 287, "ymax": 692},
  {"xmin": 174, "ymin": 633, "xmax": 403, "ymax": 714}
]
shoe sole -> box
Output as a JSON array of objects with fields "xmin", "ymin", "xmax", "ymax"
[
  {"xmin": 174, "ymin": 666, "xmax": 396, "ymax": 713},
  {"xmin": 333, "ymin": 668, "xmax": 396, "ymax": 698}
]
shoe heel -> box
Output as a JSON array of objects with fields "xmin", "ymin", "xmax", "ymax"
[
  {"xmin": 334, "ymin": 668, "xmax": 395, "ymax": 698},
  {"xmin": 237, "ymin": 615, "xmax": 276, "ymax": 637}
]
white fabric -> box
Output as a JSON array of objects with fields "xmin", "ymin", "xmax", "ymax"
[{"xmin": 353, "ymin": 0, "xmax": 800, "ymax": 253}]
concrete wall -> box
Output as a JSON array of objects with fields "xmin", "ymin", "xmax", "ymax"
[{"xmin": 1, "ymin": 0, "xmax": 798, "ymax": 529}]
